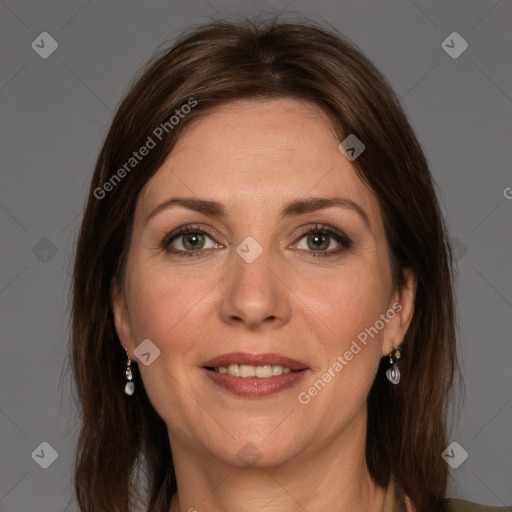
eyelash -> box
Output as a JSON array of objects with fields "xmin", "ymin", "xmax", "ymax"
[{"xmin": 161, "ymin": 223, "xmax": 353, "ymax": 259}]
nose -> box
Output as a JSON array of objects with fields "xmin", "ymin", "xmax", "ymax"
[{"xmin": 220, "ymin": 242, "xmax": 291, "ymax": 330}]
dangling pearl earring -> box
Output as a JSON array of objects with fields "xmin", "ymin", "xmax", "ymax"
[
  {"xmin": 124, "ymin": 348, "xmax": 135, "ymax": 395},
  {"xmin": 385, "ymin": 342, "xmax": 401, "ymax": 385}
]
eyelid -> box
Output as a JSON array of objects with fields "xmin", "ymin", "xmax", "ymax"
[
  {"xmin": 161, "ymin": 222, "xmax": 352, "ymax": 257},
  {"xmin": 294, "ymin": 223, "xmax": 352, "ymax": 245},
  {"xmin": 290, "ymin": 223, "xmax": 353, "ymax": 256},
  {"xmin": 162, "ymin": 224, "xmax": 223, "ymax": 248}
]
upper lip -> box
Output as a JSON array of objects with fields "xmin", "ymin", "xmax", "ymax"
[{"xmin": 202, "ymin": 352, "xmax": 309, "ymax": 371}]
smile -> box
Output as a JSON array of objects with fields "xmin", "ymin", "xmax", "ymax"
[
  {"xmin": 211, "ymin": 364, "xmax": 293, "ymax": 377},
  {"xmin": 201, "ymin": 352, "xmax": 309, "ymax": 397}
]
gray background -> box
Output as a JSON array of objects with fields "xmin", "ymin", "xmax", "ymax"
[{"xmin": 1, "ymin": 0, "xmax": 511, "ymax": 511}]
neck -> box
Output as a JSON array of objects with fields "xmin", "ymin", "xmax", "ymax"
[{"xmin": 167, "ymin": 411, "xmax": 387, "ymax": 512}]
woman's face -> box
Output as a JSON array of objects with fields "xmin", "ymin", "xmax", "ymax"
[{"xmin": 113, "ymin": 98, "xmax": 416, "ymax": 469}]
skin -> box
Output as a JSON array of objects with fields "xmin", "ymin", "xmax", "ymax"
[{"xmin": 112, "ymin": 98, "xmax": 417, "ymax": 512}]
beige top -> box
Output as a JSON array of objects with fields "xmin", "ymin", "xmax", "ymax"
[
  {"xmin": 383, "ymin": 476, "xmax": 511, "ymax": 512},
  {"xmin": 382, "ymin": 476, "xmax": 408, "ymax": 511}
]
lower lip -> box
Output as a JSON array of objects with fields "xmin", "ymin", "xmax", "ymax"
[{"xmin": 202, "ymin": 368, "xmax": 309, "ymax": 397}]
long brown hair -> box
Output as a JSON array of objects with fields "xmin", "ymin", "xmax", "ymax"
[{"xmin": 67, "ymin": 14, "xmax": 461, "ymax": 512}]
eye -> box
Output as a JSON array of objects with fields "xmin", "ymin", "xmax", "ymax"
[
  {"xmin": 292, "ymin": 224, "xmax": 353, "ymax": 258},
  {"xmin": 161, "ymin": 223, "xmax": 352, "ymax": 259},
  {"xmin": 162, "ymin": 225, "xmax": 221, "ymax": 257}
]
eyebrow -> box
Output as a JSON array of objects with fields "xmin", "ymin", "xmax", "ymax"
[{"xmin": 144, "ymin": 196, "xmax": 371, "ymax": 230}]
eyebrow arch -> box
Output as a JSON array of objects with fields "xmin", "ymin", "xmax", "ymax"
[{"xmin": 144, "ymin": 196, "xmax": 371, "ymax": 230}]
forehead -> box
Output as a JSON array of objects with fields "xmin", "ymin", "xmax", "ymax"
[{"xmin": 137, "ymin": 98, "xmax": 381, "ymax": 226}]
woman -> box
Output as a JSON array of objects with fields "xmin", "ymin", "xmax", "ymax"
[{"xmin": 70, "ymin": 16, "xmax": 505, "ymax": 512}]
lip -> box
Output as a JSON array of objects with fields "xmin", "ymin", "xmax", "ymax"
[
  {"xmin": 201, "ymin": 352, "xmax": 310, "ymax": 398},
  {"xmin": 202, "ymin": 368, "xmax": 309, "ymax": 397},
  {"xmin": 201, "ymin": 352, "xmax": 309, "ymax": 371}
]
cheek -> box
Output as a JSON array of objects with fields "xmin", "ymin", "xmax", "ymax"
[
  {"xmin": 124, "ymin": 258, "xmax": 209, "ymax": 343},
  {"xmin": 302, "ymin": 260, "xmax": 390, "ymax": 395},
  {"xmin": 123, "ymin": 265, "xmax": 205, "ymax": 424},
  {"xmin": 317, "ymin": 259, "xmax": 390, "ymax": 337}
]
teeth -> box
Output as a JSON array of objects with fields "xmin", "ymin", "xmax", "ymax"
[
  {"xmin": 272, "ymin": 365, "xmax": 283, "ymax": 376},
  {"xmin": 256, "ymin": 365, "xmax": 272, "ymax": 378},
  {"xmin": 227, "ymin": 364, "xmax": 239, "ymax": 377},
  {"xmin": 214, "ymin": 364, "xmax": 295, "ymax": 377},
  {"xmin": 239, "ymin": 364, "xmax": 256, "ymax": 377}
]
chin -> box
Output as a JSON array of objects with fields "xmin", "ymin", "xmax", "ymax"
[{"xmin": 227, "ymin": 433, "xmax": 302, "ymax": 469}]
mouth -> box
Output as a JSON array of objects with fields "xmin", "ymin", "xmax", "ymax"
[
  {"xmin": 207, "ymin": 363, "xmax": 295, "ymax": 377},
  {"xmin": 201, "ymin": 352, "xmax": 309, "ymax": 398}
]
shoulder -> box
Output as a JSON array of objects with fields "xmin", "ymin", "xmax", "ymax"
[{"xmin": 444, "ymin": 497, "xmax": 512, "ymax": 511}]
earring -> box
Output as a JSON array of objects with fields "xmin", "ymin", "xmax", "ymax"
[
  {"xmin": 124, "ymin": 348, "xmax": 135, "ymax": 395},
  {"xmin": 385, "ymin": 342, "xmax": 401, "ymax": 385}
]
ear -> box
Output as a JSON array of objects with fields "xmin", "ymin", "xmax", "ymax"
[
  {"xmin": 111, "ymin": 279, "xmax": 135, "ymax": 357},
  {"xmin": 380, "ymin": 267, "xmax": 417, "ymax": 357}
]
